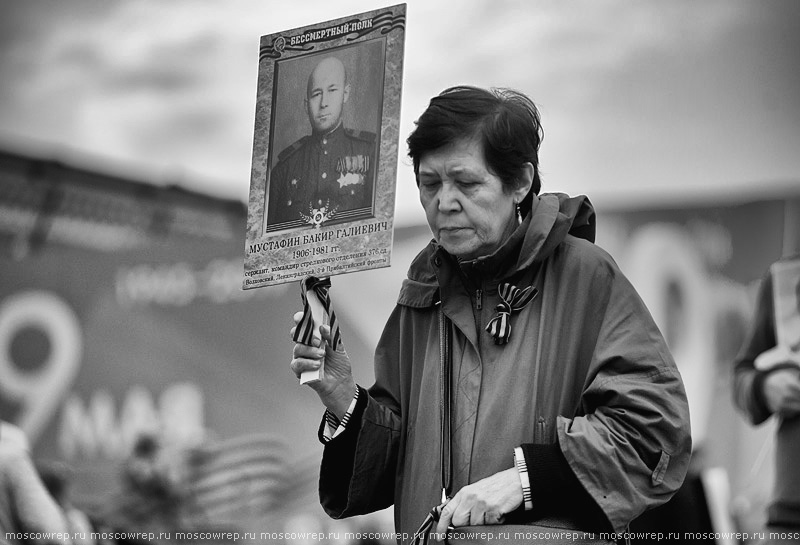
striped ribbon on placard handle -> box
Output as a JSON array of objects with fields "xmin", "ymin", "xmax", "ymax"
[{"xmin": 292, "ymin": 276, "xmax": 342, "ymax": 350}]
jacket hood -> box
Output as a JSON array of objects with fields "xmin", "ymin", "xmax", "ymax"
[
  {"xmin": 517, "ymin": 192, "xmax": 595, "ymax": 270},
  {"xmin": 398, "ymin": 193, "xmax": 596, "ymax": 308}
]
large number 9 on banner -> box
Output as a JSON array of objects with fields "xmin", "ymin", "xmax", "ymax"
[{"xmin": 0, "ymin": 290, "xmax": 82, "ymax": 444}]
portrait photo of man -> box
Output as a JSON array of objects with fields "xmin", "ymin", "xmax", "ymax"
[{"xmin": 265, "ymin": 42, "xmax": 384, "ymax": 232}]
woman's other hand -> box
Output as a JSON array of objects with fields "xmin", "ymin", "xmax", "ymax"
[{"xmin": 435, "ymin": 467, "xmax": 522, "ymax": 534}]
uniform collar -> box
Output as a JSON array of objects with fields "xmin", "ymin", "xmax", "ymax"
[{"xmin": 312, "ymin": 122, "xmax": 344, "ymax": 143}]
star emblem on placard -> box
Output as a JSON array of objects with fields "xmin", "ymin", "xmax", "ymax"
[{"xmin": 300, "ymin": 201, "xmax": 337, "ymax": 229}]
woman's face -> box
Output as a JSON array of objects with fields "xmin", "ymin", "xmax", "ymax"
[{"xmin": 417, "ymin": 137, "xmax": 530, "ymax": 260}]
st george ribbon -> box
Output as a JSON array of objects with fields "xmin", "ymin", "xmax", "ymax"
[{"xmin": 292, "ymin": 276, "xmax": 343, "ymax": 383}]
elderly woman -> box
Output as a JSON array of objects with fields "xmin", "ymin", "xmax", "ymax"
[{"xmin": 291, "ymin": 86, "xmax": 691, "ymax": 541}]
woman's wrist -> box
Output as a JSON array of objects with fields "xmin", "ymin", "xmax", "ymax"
[{"xmin": 324, "ymin": 381, "xmax": 358, "ymax": 420}]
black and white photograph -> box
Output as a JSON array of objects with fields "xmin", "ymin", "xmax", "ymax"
[
  {"xmin": 265, "ymin": 43, "xmax": 384, "ymax": 232},
  {"xmin": 1, "ymin": 1, "xmax": 800, "ymax": 544},
  {"xmin": 244, "ymin": 5, "xmax": 406, "ymax": 289}
]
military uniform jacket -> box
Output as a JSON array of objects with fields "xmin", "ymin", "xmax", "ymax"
[{"xmin": 267, "ymin": 125, "xmax": 376, "ymax": 230}]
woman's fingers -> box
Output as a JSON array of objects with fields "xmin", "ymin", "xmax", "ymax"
[
  {"xmin": 293, "ymin": 342, "xmax": 324, "ymax": 359},
  {"xmin": 290, "ymin": 357, "xmax": 321, "ymax": 379}
]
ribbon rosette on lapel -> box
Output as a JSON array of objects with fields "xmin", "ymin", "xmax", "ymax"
[
  {"xmin": 292, "ymin": 276, "xmax": 343, "ymax": 350},
  {"xmin": 485, "ymin": 283, "xmax": 538, "ymax": 345}
]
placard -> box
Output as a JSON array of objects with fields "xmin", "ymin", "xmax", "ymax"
[
  {"xmin": 772, "ymin": 257, "xmax": 800, "ymax": 351},
  {"xmin": 243, "ymin": 4, "xmax": 406, "ymax": 288},
  {"xmin": 754, "ymin": 257, "xmax": 800, "ymax": 370}
]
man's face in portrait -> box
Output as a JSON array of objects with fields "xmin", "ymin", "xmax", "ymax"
[{"xmin": 306, "ymin": 57, "xmax": 350, "ymax": 134}]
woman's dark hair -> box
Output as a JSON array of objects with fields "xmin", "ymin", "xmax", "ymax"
[{"xmin": 407, "ymin": 86, "xmax": 544, "ymax": 217}]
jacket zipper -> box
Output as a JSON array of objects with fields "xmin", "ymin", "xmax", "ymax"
[
  {"xmin": 475, "ymin": 288, "xmax": 483, "ymax": 351},
  {"xmin": 536, "ymin": 417, "xmax": 547, "ymax": 443}
]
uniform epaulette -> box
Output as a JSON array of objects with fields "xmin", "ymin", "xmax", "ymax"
[
  {"xmin": 344, "ymin": 128, "xmax": 377, "ymax": 143},
  {"xmin": 277, "ymin": 135, "xmax": 311, "ymax": 162}
]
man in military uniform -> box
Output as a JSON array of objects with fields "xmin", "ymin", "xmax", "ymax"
[{"xmin": 267, "ymin": 56, "xmax": 376, "ymax": 230}]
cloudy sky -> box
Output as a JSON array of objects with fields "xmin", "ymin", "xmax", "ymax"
[{"xmin": 0, "ymin": 0, "xmax": 798, "ymax": 225}]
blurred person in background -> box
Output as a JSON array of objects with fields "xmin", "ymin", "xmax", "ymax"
[
  {"xmin": 733, "ymin": 255, "xmax": 800, "ymax": 544},
  {"xmin": 99, "ymin": 433, "xmax": 185, "ymax": 538},
  {"xmin": 0, "ymin": 420, "xmax": 70, "ymax": 545},
  {"xmin": 290, "ymin": 86, "xmax": 692, "ymax": 542},
  {"xmin": 39, "ymin": 464, "xmax": 95, "ymax": 545}
]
